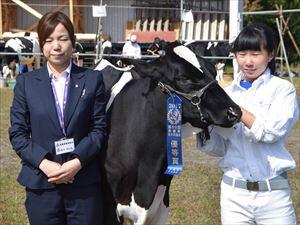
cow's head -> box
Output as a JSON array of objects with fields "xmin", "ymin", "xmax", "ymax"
[{"xmin": 122, "ymin": 42, "xmax": 241, "ymax": 128}]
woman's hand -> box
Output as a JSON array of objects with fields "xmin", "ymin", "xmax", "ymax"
[
  {"xmin": 240, "ymin": 107, "xmax": 255, "ymax": 129},
  {"xmin": 39, "ymin": 159, "xmax": 62, "ymax": 177},
  {"xmin": 47, "ymin": 158, "xmax": 82, "ymax": 184}
]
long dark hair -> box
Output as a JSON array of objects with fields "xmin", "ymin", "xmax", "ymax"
[{"xmin": 232, "ymin": 23, "xmax": 278, "ymax": 73}]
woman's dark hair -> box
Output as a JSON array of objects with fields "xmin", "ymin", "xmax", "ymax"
[
  {"xmin": 154, "ymin": 37, "xmax": 161, "ymax": 44},
  {"xmin": 102, "ymin": 34, "xmax": 112, "ymax": 42},
  {"xmin": 232, "ymin": 23, "xmax": 278, "ymax": 73},
  {"xmin": 37, "ymin": 11, "xmax": 75, "ymax": 49}
]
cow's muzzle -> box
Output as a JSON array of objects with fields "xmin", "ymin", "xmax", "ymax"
[{"xmin": 227, "ymin": 107, "xmax": 240, "ymax": 123}]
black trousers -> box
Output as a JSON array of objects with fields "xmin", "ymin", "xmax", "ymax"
[{"xmin": 25, "ymin": 183, "xmax": 103, "ymax": 225}]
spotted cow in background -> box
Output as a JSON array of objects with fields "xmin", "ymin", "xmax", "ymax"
[
  {"xmin": 185, "ymin": 41, "xmax": 232, "ymax": 81},
  {"xmin": 1, "ymin": 35, "xmax": 41, "ymax": 78}
]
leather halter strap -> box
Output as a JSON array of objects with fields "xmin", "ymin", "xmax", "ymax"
[{"xmin": 158, "ymin": 80, "xmax": 217, "ymax": 123}]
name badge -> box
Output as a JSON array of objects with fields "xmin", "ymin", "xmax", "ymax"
[{"xmin": 54, "ymin": 138, "xmax": 75, "ymax": 155}]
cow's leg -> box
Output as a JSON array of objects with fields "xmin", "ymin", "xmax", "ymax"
[
  {"xmin": 116, "ymin": 194, "xmax": 147, "ymax": 224},
  {"xmin": 2, "ymin": 65, "xmax": 10, "ymax": 79},
  {"xmin": 216, "ymin": 72, "xmax": 220, "ymax": 81},
  {"xmin": 232, "ymin": 57, "xmax": 240, "ymax": 80},
  {"xmin": 123, "ymin": 218, "xmax": 134, "ymax": 225},
  {"xmin": 101, "ymin": 166, "xmax": 122, "ymax": 225},
  {"xmin": 112, "ymin": 170, "xmax": 169, "ymax": 225},
  {"xmin": 216, "ymin": 62, "xmax": 225, "ymax": 81},
  {"xmin": 216, "ymin": 69, "xmax": 224, "ymax": 82},
  {"xmin": 116, "ymin": 185, "xmax": 169, "ymax": 225},
  {"xmin": 145, "ymin": 176, "xmax": 172, "ymax": 225},
  {"xmin": 122, "ymin": 218, "xmax": 134, "ymax": 225},
  {"xmin": 144, "ymin": 185, "xmax": 169, "ymax": 225}
]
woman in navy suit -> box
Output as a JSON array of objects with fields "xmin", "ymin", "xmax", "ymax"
[{"xmin": 9, "ymin": 11, "xmax": 106, "ymax": 225}]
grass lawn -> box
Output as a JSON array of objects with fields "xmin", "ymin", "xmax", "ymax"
[{"xmin": 0, "ymin": 77, "xmax": 299, "ymax": 225}]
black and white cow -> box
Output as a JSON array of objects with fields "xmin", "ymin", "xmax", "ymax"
[
  {"xmin": 185, "ymin": 41, "xmax": 232, "ymax": 81},
  {"xmin": 94, "ymin": 42, "xmax": 241, "ymax": 225},
  {"xmin": 1, "ymin": 36, "xmax": 41, "ymax": 78}
]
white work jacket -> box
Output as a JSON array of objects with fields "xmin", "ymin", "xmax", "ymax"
[{"xmin": 198, "ymin": 68, "xmax": 299, "ymax": 181}]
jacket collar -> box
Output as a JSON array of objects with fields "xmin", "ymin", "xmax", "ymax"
[
  {"xmin": 232, "ymin": 68, "xmax": 272, "ymax": 91},
  {"xmin": 33, "ymin": 63, "xmax": 86, "ymax": 135},
  {"xmin": 63, "ymin": 63, "xmax": 86, "ymax": 128}
]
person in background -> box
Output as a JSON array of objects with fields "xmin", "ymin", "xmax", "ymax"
[
  {"xmin": 146, "ymin": 37, "xmax": 162, "ymax": 56},
  {"xmin": 102, "ymin": 34, "xmax": 112, "ymax": 54},
  {"xmin": 122, "ymin": 34, "xmax": 141, "ymax": 59},
  {"xmin": 197, "ymin": 23, "xmax": 299, "ymax": 225},
  {"xmin": 2, "ymin": 60, "xmax": 19, "ymax": 79},
  {"xmin": 2, "ymin": 32, "xmax": 41, "ymax": 77},
  {"xmin": 9, "ymin": 11, "xmax": 106, "ymax": 225}
]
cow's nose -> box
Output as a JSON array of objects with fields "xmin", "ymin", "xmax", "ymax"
[{"xmin": 227, "ymin": 107, "xmax": 239, "ymax": 122}]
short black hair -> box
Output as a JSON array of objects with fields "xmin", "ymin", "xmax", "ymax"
[
  {"xmin": 37, "ymin": 11, "xmax": 75, "ymax": 49},
  {"xmin": 233, "ymin": 23, "xmax": 278, "ymax": 73}
]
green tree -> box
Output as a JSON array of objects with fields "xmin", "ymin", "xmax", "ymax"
[{"xmin": 243, "ymin": 0, "xmax": 300, "ymax": 65}]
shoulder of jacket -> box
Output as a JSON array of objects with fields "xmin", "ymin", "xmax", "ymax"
[
  {"xmin": 84, "ymin": 68, "xmax": 103, "ymax": 79},
  {"xmin": 269, "ymin": 75, "xmax": 293, "ymax": 86},
  {"xmin": 20, "ymin": 68, "xmax": 42, "ymax": 80},
  {"xmin": 269, "ymin": 75, "xmax": 296, "ymax": 93}
]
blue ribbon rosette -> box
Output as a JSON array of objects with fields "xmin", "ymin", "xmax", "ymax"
[{"xmin": 164, "ymin": 94, "xmax": 183, "ymax": 176}]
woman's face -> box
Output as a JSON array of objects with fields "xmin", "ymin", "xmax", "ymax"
[
  {"xmin": 236, "ymin": 47, "xmax": 274, "ymax": 82},
  {"xmin": 42, "ymin": 23, "xmax": 73, "ymax": 72}
]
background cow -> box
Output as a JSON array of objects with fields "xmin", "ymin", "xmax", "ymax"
[
  {"xmin": 0, "ymin": 34, "xmax": 41, "ymax": 78},
  {"xmin": 95, "ymin": 42, "xmax": 241, "ymax": 225},
  {"xmin": 185, "ymin": 41, "xmax": 232, "ymax": 81}
]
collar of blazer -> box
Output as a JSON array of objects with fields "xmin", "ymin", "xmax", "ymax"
[
  {"xmin": 34, "ymin": 63, "xmax": 87, "ymax": 136},
  {"xmin": 34, "ymin": 63, "xmax": 85, "ymax": 81}
]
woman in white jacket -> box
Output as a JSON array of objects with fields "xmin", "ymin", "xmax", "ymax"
[
  {"xmin": 198, "ymin": 23, "xmax": 299, "ymax": 225},
  {"xmin": 122, "ymin": 34, "xmax": 141, "ymax": 59}
]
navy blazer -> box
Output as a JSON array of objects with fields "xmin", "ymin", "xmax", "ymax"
[{"xmin": 9, "ymin": 63, "xmax": 107, "ymax": 189}]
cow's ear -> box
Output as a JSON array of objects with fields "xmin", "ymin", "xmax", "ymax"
[
  {"xmin": 121, "ymin": 58, "xmax": 163, "ymax": 80},
  {"xmin": 197, "ymin": 56, "xmax": 217, "ymax": 79}
]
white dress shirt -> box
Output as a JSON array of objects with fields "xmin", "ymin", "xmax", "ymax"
[
  {"xmin": 199, "ymin": 68, "xmax": 299, "ymax": 181},
  {"xmin": 47, "ymin": 62, "xmax": 72, "ymax": 118}
]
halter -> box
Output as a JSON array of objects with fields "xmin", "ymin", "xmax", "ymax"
[{"xmin": 158, "ymin": 80, "xmax": 217, "ymax": 123}]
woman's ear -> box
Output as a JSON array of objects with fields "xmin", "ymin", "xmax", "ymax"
[{"xmin": 268, "ymin": 51, "xmax": 275, "ymax": 62}]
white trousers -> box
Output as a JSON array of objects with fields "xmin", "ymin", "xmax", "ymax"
[{"xmin": 220, "ymin": 181, "xmax": 297, "ymax": 225}]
